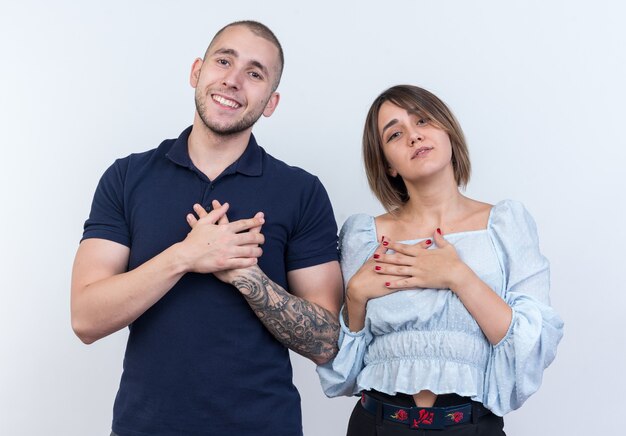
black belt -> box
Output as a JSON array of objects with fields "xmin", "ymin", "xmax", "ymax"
[{"xmin": 360, "ymin": 392, "xmax": 491, "ymax": 430}]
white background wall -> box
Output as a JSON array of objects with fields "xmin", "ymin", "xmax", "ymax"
[{"xmin": 1, "ymin": 1, "xmax": 624, "ymax": 435}]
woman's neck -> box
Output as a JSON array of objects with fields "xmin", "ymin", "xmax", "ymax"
[{"xmin": 397, "ymin": 176, "xmax": 465, "ymax": 228}]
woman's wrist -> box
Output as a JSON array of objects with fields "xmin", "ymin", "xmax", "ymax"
[
  {"xmin": 447, "ymin": 262, "xmax": 477, "ymax": 295},
  {"xmin": 345, "ymin": 285, "xmax": 367, "ymax": 306},
  {"xmin": 345, "ymin": 287, "xmax": 367, "ymax": 331}
]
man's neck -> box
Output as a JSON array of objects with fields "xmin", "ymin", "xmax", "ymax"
[{"xmin": 187, "ymin": 119, "xmax": 253, "ymax": 181}]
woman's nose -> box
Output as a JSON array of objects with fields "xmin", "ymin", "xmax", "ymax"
[{"xmin": 409, "ymin": 131, "xmax": 423, "ymax": 146}]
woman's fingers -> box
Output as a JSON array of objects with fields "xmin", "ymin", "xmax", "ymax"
[
  {"xmin": 374, "ymin": 251, "xmax": 412, "ymax": 266},
  {"xmin": 374, "ymin": 263, "xmax": 413, "ymax": 277},
  {"xmin": 374, "ymin": 238, "xmax": 432, "ymax": 267},
  {"xmin": 432, "ymin": 227, "xmax": 448, "ymax": 247},
  {"xmin": 421, "ymin": 238, "xmax": 434, "ymax": 249},
  {"xmin": 372, "ymin": 238, "xmax": 388, "ymax": 261},
  {"xmin": 382, "ymin": 238, "xmax": 432, "ymax": 256},
  {"xmin": 384, "ymin": 277, "xmax": 422, "ymax": 290},
  {"xmin": 367, "ymin": 237, "xmax": 390, "ymax": 262}
]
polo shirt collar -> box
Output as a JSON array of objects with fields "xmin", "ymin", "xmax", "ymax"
[{"xmin": 165, "ymin": 126, "xmax": 263, "ymax": 177}]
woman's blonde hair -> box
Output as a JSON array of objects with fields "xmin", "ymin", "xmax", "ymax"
[{"xmin": 362, "ymin": 85, "xmax": 471, "ymax": 211}]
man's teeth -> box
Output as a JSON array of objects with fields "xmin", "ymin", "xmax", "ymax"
[{"xmin": 213, "ymin": 95, "xmax": 240, "ymax": 108}]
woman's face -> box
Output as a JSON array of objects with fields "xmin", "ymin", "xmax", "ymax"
[{"xmin": 377, "ymin": 101, "xmax": 453, "ymax": 184}]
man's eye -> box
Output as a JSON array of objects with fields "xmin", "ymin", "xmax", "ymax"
[
  {"xmin": 249, "ymin": 71, "xmax": 262, "ymax": 80},
  {"xmin": 217, "ymin": 59, "xmax": 229, "ymax": 66}
]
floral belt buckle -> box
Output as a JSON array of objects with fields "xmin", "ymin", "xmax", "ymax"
[{"xmin": 409, "ymin": 407, "xmax": 445, "ymax": 430}]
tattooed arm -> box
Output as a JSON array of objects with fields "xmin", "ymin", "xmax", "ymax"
[
  {"xmin": 186, "ymin": 201, "xmax": 343, "ymax": 364},
  {"xmin": 226, "ymin": 262, "xmax": 343, "ymax": 365}
]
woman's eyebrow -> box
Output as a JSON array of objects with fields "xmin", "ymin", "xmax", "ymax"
[{"xmin": 381, "ymin": 119, "xmax": 399, "ymax": 136}]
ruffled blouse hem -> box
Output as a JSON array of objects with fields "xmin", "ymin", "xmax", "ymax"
[{"xmin": 355, "ymin": 359, "xmax": 485, "ymax": 404}]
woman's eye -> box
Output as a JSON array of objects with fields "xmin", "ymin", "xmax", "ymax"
[
  {"xmin": 417, "ymin": 118, "xmax": 428, "ymax": 126},
  {"xmin": 386, "ymin": 132, "xmax": 400, "ymax": 143}
]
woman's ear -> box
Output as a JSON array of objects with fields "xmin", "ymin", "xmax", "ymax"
[{"xmin": 387, "ymin": 167, "xmax": 398, "ymax": 177}]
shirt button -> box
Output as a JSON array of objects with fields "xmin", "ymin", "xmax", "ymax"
[{"xmin": 210, "ymin": 185, "xmax": 215, "ymax": 190}]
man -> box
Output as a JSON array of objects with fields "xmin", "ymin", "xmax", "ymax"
[{"xmin": 71, "ymin": 20, "xmax": 343, "ymax": 436}]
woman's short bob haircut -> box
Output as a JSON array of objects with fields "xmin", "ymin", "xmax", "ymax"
[{"xmin": 362, "ymin": 85, "xmax": 471, "ymax": 212}]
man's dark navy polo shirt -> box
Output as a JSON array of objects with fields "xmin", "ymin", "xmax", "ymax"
[{"xmin": 82, "ymin": 126, "xmax": 339, "ymax": 436}]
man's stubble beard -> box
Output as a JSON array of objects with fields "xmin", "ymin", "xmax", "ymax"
[{"xmin": 195, "ymin": 91, "xmax": 268, "ymax": 136}]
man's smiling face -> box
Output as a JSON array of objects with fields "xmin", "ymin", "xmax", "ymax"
[{"xmin": 191, "ymin": 25, "xmax": 281, "ymax": 136}]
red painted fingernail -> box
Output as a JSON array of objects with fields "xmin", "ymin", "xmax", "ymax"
[
  {"xmin": 437, "ymin": 228, "xmax": 442, "ymax": 235},
  {"xmin": 375, "ymin": 266, "xmax": 381, "ymax": 271},
  {"xmin": 382, "ymin": 241, "xmax": 389, "ymax": 246},
  {"xmin": 425, "ymin": 239, "xmax": 432, "ymax": 245},
  {"xmin": 385, "ymin": 282, "xmax": 390, "ymax": 287},
  {"xmin": 373, "ymin": 254, "xmax": 380, "ymax": 259}
]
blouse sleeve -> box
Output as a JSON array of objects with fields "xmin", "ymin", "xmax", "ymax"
[
  {"xmin": 316, "ymin": 214, "xmax": 377, "ymax": 397},
  {"xmin": 484, "ymin": 200, "xmax": 564, "ymax": 415}
]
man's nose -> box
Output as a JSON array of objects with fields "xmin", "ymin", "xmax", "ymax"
[{"xmin": 222, "ymin": 68, "xmax": 243, "ymax": 89}]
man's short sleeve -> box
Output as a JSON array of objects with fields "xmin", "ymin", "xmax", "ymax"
[
  {"xmin": 285, "ymin": 177, "xmax": 339, "ymax": 271},
  {"xmin": 81, "ymin": 159, "xmax": 130, "ymax": 247}
]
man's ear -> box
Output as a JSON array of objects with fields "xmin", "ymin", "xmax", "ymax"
[
  {"xmin": 262, "ymin": 92, "xmax": 280, "ymax": 117},
  {"xmin": 189, "ymin": 58, "xmax": 203, "ymax": 88}
]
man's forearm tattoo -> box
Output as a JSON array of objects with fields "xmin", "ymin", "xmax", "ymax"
[{"xmin": 232, "ymin": 269, "xmax": 339, "ymax": 363}]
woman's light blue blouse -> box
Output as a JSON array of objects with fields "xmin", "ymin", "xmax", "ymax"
[{"xmin": 317, "ymin": 200, "xmax": 563, "ymax": 416}]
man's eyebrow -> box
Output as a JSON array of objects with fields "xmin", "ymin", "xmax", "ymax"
[
  {"xmin": 381, "ymin": 119, "xmax": 399, "ymax": 136},
  {"xmin": 213, "ymin": 48, "xmax": 238, "ymax": 57},
  {"xmin": 212, "ymin": 48, "xmax": 269, "ymax": 77},
  {"xmin": 249, "ymin": 60, "xmax": 269, "ymax": 77}
]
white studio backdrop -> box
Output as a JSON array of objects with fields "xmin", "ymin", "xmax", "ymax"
[{"xmin": 1, "ymin": 1, "xmax": 624, "ymax": 435}]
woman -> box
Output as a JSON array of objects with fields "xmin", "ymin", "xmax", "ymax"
[{"xmin": 317, "ymin": 85, "xmax": 563, "ymax": 435}]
